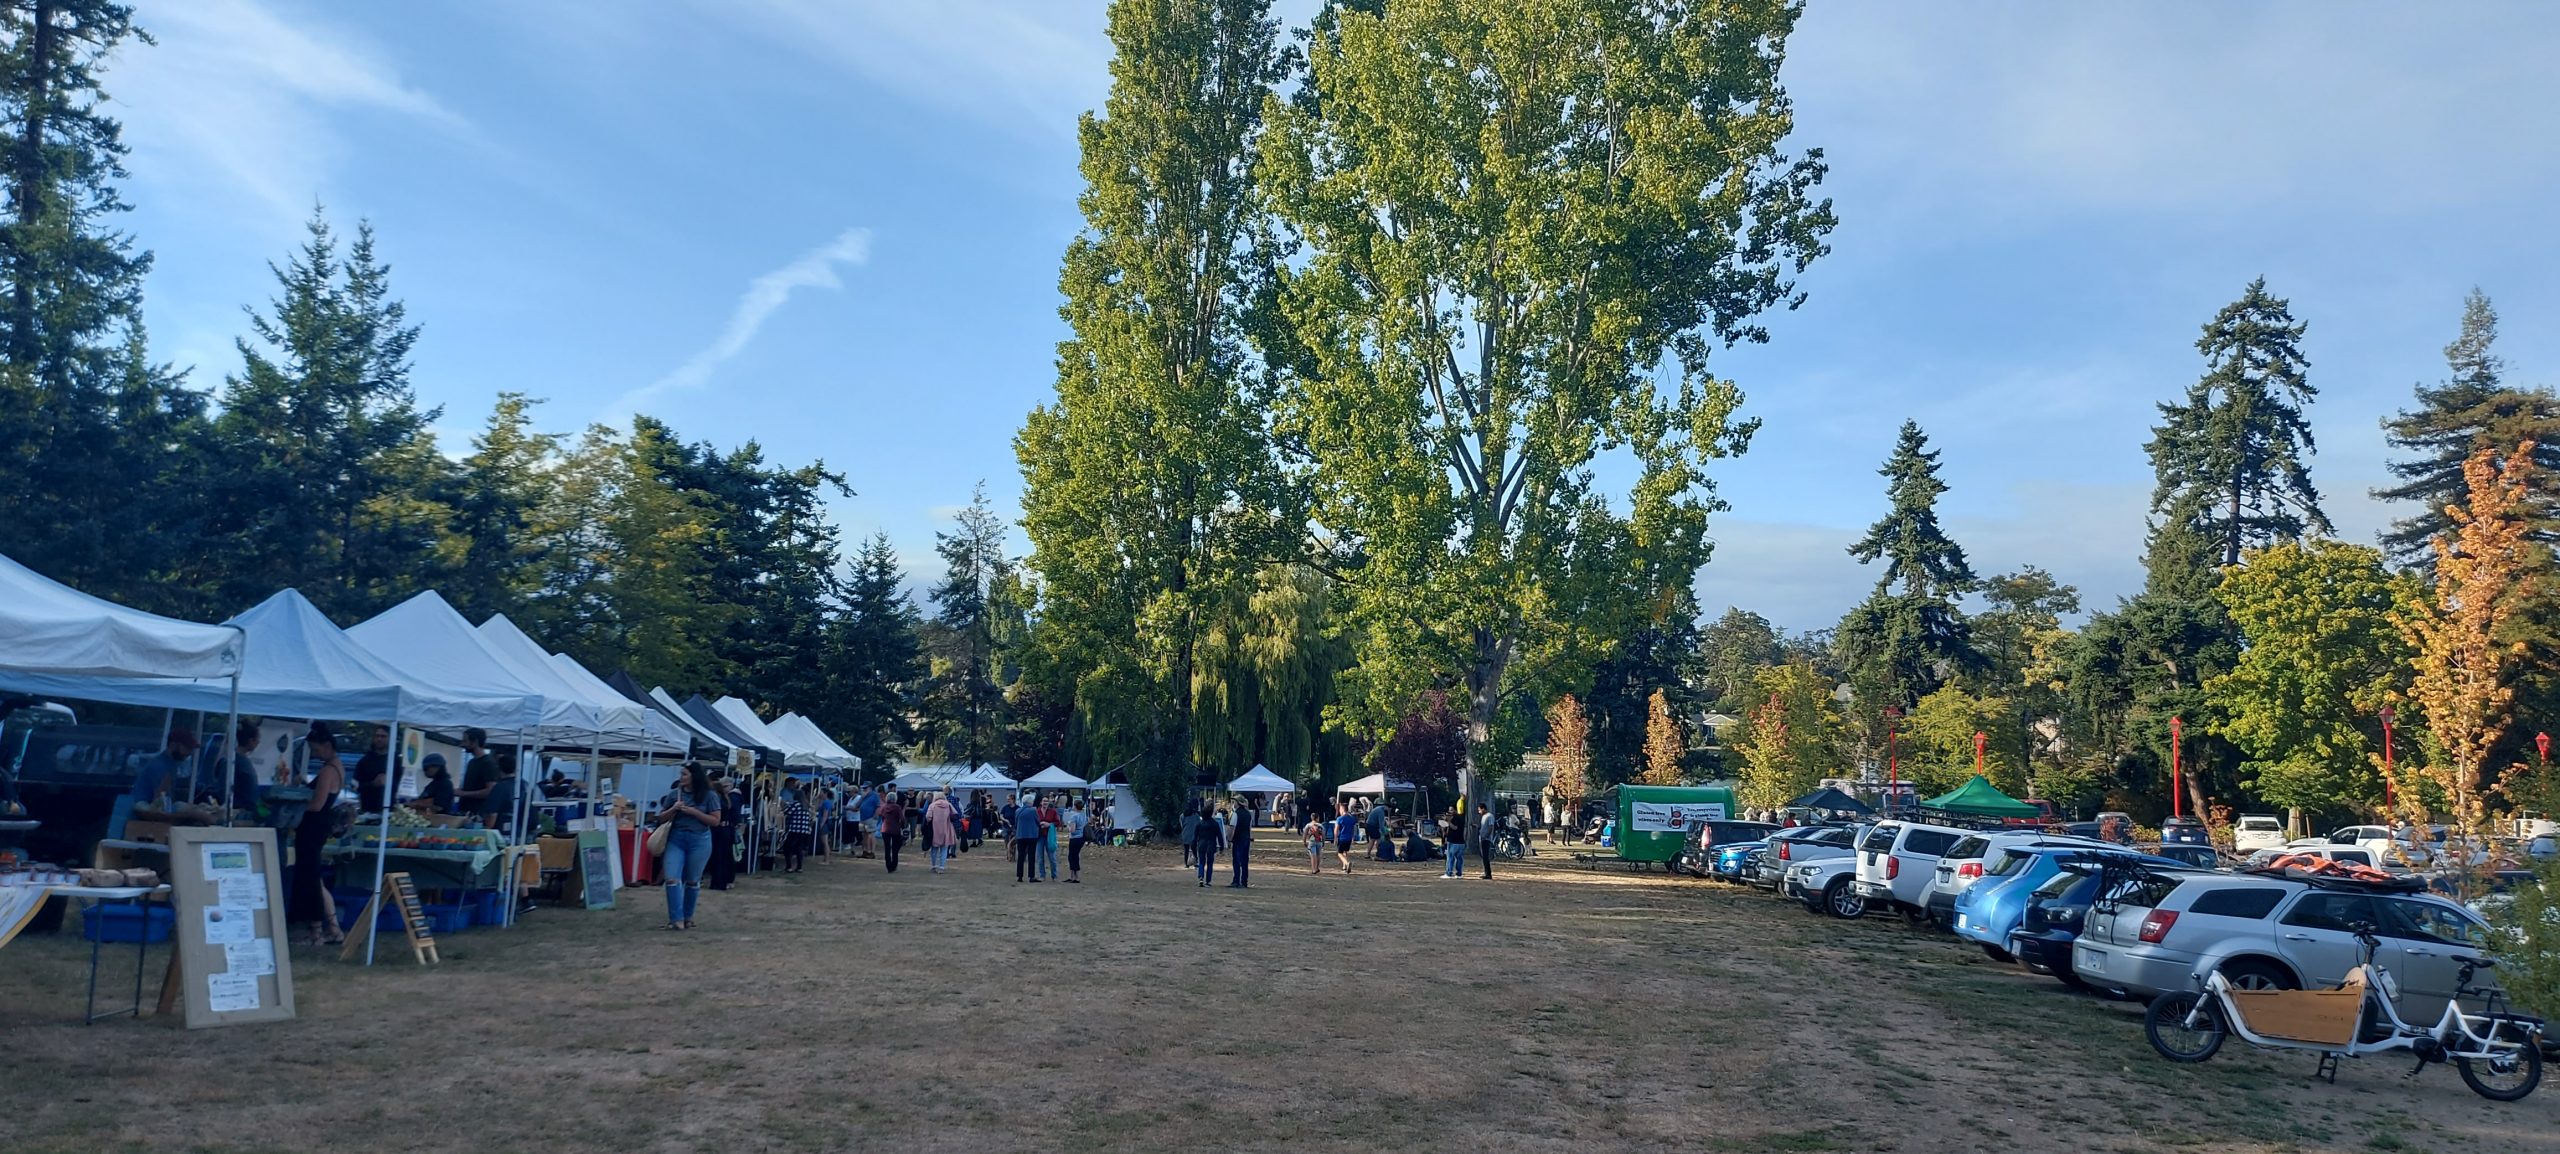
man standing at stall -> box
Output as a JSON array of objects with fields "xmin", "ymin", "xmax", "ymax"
[{"xmin": 456, "ymin": 728, "xmax": 499, "ymax": 817}]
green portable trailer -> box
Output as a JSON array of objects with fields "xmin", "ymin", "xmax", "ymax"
[{"xmin": 1608, "ymin": 784, "xmax": 1735, "ymax": 866}]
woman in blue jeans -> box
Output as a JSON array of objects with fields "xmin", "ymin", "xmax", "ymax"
[{"xmin": 654, "ymin": 763, "xmax": 724, "ymax": 930}]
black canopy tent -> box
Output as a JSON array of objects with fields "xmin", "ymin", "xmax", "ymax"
[
  {"xmin": 677, "ymin": 694, "xmax": 783, "ymax": 769},
  {"xmin": 1787, "ymin": 786, "xmax": 1876, "ymax": 817}
]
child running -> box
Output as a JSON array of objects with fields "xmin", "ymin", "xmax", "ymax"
[{"xmin": 1302, "ymin": 817, "xmax": 1327, "ymax": 875}]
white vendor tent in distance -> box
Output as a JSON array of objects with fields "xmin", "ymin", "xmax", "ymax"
[
  {"xmin": 1334, "ymin": 772, "xmax": 1418, "ymax": 795},
  {"xmin": 348, "ymin": 592, "xmax": 569, "ymax": 747},
  {"xmin": 0, "ymin": 549, "xmax": 243, "ymax": 680},
  {"xmin": 1019, "ymin": 765, "xmax": 1086, "ymax": 789},
  {"xmin": 546, "ymin": 651, "xmax": 692, "ymax": 755},
  {"xmin": 770, "ymin": 712, "xmax": 861, "ymax": 771},
  {"xmin": 711, "ymin": 696, "xmax": 813, "ymax": 766},
  {"xmin": 1226, "ymin": 765, "xmax": 1297, "ymax": 794}
]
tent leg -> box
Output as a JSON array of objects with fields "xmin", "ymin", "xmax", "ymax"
[
  {"xmin": 364, "ymin": 720, "xmax": 399, "ymax": 966},
  {"xmin": 218, "ymin": 674, "xmax": 241, "ymax": 819}
]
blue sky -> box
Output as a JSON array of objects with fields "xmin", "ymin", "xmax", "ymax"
[{"xmin": 109, "ymin": 1, "xmax": 2560, "ymax": 632}]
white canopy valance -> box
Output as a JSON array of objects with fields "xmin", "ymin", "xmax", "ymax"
[{"xmin": 0, "ymin": 550, "xmax": 243, "ymax": 680}]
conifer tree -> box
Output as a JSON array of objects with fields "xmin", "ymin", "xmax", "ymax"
[
  {"xmin": 1838, "ymin": 421, "xmax": 1978, "ymax": 714},
  {"xmin": 924, "ymin": 483, "xmax": 1012, "ymax": 766},
  {"xmin": 825, "ymin": 532, "xmax": 924, "ymax": 771},
  {"xmin": 2376, "ymin": 290, "xmax": 2560, "ymax": 563},
  {"xmin": 2146, "ymin": 278, "xmax": 2330, "ymax": 567}
]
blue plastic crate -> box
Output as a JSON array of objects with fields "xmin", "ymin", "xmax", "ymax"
[
  {"xmin": 468, "ymin": 890, "xmax": 504, "ymax": 925},
  {"xmin": 82, "ymin": 902, "xmax": 174, "ymax": 943},
  {"xmin": 337, "ymin": 897, "xmax": 402, "ymax": 933},
  {"xmin": 420, "ymin": 903, "xmax": 470, "ymax": 935}
]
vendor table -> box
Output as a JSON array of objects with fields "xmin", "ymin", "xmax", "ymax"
[
  {"xmin": 321, "ymin": 845, "xmax": 501, "ymax": 893},
  {"xmin": 0, "ymin": 882, "xmax": 170, "ymax": 1023}
]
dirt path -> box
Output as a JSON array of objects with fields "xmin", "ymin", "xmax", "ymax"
[{"xmin": 3, "ymin": 839, "xmax": 2551, "ymax": 1154}]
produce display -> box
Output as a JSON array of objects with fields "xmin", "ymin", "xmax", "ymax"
[{"xmin": 341, "ymin": 826, "xmax": 506, "ymax": 854}]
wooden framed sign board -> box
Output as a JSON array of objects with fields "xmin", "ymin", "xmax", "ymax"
[
  {"xmin": 166, "ymin": 827, "xmax": 296, "ymax": 1029},
  {"xmin": 576, "ymin": 828, "xmax": 615, "ymax": 909}
]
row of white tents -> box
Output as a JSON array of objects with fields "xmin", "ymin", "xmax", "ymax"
[{"xmin": 0, "ymin": 550, "xmax": 863, "ymax": 961}]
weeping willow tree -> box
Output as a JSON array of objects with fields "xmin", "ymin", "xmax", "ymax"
[{"xmin": 1193, "ymin": 565, "xmax": 1354, "ymax": 787}]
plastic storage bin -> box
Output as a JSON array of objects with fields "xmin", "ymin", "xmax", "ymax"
[
  {"xmin": 82, "ymin": 902, "xmax": 174, "ymax": 943},
  {"xmin": 420, "ymin": 903, "xmax": 470, "ymax": 935}
]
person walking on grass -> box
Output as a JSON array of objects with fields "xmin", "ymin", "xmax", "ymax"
[
  {"xmin": 926, "ymin": 791, "xmax": 959, "ymax": 874},
  {"xmin": 653, "ymin": 762, "xmax": 723, "ymax": 930},
  {"xmin": 1302, "ymin": 815, "xmax": 1327, "ymax": 875},
  {"xmin": 1038, "ymin": 794, "xmax": 1062, "ymax": 879},
  {"xmin": 1469, "ymin": 803, "xmax": 1495, "ymax": 880},
  {"xmin": 780, "ymin": 784, "xmax": 814, "ymax": 873},
  {"xmin": 1193, "ymin": 802, "xmax": 1225, "ymax": 887},
  {"xmin": 879, "ymin": 791, "xmax": 907, "ymax": 873},
  {"xmin": 1063, "ymin": 799, "xmax": 1092, "ymax": 883},
  {"xmin": 1227, "ymin": 798, "xmax": 1253, "ymax": 889},
  {"xmin": 1439, "ymin": 809, "xmax": 1466, "ymax": 879},
  {"xmin": 1332, "ymin": 804, "xmax": 1359, "ymax": 876},
  {"xmin": 1012, "ymin": 794, "xmax": 1045, "ymax": 883},
  {"xmin": 1179, "ymin": 802, "xmax": 1202, "ymax": 869}
]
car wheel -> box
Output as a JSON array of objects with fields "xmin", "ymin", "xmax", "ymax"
[
  {"xmin": 1980, "ymin": 943, "xmax": 2015, "ymax": 964},
  {"xmin": 1825, "ymin": 879, "xmax": 1866, "ymax": 919},
  {"xmin": 2218, "ymin": 959, "xmax": 2297, "ymax": 992}
]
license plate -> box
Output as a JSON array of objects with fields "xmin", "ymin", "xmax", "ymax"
[
  {"xmin": 1953, "ymin": 915, "xmax": 1968, "ymax": 931},
  {"xmin": 2081, "ymin": 949, "xmax": 2105, "ymax": 973}
]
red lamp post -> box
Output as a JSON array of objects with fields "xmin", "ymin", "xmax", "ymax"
[
  {"xmin": 1884, "ymin": 706, "xmax": 1903, "ymax": 810},
  {"xmin": 2539, "ymin": 731, "xmax": 2551, "ymax": 765},
  {"xmin": 1973, "ymin": 730, "xmax": 1987, "ymax": 778},
  {"xmin": 2379, "ymin": 706, "xmax": 2397, "ymax": 811},
  {"xmin": 2168, "ymin": 715, "xmax": 2184, "ymax": 820}
]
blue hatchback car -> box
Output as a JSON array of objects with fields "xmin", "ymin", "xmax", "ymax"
[{"xmin": 1950, "ymin": 846, "xmax": 2187, "ymax": 960}]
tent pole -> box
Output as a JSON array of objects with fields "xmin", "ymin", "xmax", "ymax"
[
  {"xmin": 364, "ymin": 719, "xmax": 400, "ymax": 966},
  {"xmin": 218, "ymin": 673, "xmax": 241, "ymax": 819}
]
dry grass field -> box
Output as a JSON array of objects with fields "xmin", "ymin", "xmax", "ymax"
[{"xmin": 3, "ymin": 838, "xmax": 2553, "ymax": 1154}]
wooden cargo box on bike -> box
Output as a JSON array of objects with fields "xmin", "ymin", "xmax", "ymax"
[{"xmin": 2228, "ymin": 970, "xmax": 2366, "ymax": 1046}]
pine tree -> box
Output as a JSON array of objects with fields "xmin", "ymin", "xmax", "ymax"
[
  {"xmin": 824, "ymin": 533, "xmax": 924, "ymax": 771},
  {"xmin": 1850, "ymin": 420, "xmax": 1977, "ymax": 601},
  {"xmin": 2376, "ymin": 290, "xmax": 2560, "ymax": 563},
  {"xmin": 443, "ymin": 393, "xmax": 562, "ymax": 622},
  {"xmin": 0, "ymin": 2, "xmax": 205, "ymax": 607},
  {"xmin": 1839, "ymin": 421, "xmax": 1979, "ymax": 715},
  {"xmin": 2146, "ymin": 278, "xmax": 2330, "ymax": 567},
  {"xmin": 197, "ymin": 211, "xmax": 451, "ymax": 620},
  {"xmin": 924, "ymin": 483, "xmax": 1012, "ymax": 765}
]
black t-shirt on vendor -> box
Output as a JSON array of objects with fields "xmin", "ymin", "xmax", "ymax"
[{"xmin": 460, "ymin": 753, "xmax": 498, "ymax": 814}]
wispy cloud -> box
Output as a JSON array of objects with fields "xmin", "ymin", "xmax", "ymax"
[
  {"xmin": 114, "ymin": 0, "xmax": 467, "ymax": 221},
  {"xmin": 612, "ymin": 227, "xmax": 874, "ymax": 416},
  {"xmin": 707, "ymin": 0, "xmax": 1110, "ymax": 139}
]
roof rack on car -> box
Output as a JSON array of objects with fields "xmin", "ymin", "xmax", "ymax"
[{"xmin": 2238, "ymin": 860, "xmax": 2426, "ymax": 893}]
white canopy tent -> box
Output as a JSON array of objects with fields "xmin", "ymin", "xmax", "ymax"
[
  {"xmin": 886, "ymin": 768, "xmax": 957, "ymax": 791},
  {"xmin": 645, "ymin": 686, "xmax": 737, "ymax": 758},
  {"xmin": 1334, "ymin": 772, "xmax": 1418, "ymax": 795},
  {"xmin": 0, "ymin": 550, "xmax": 244, "ymax": 680},
  {"xmin": 1019, "ymin": 765, "xmax": 1086, "ymax": 790},
  {"xmin": 710, "ymin": 697, "xmax": 813, "ymax": 767},
  {"xmin": 770, "ymin": 713, "xmax": 860, "ymax": 771},
  {"xmin": 474, "ymin": 614, "xmax": 660, "ymax": 750},
  {"xmin": 760, "ymin": 712, "xmax": 844, "ymax": 770},
  {"xmin": 348, "ymin": 593, "xmax": 571, "ymax": 746},
  {"xmin": 1226, "ymin": 765, "xmax": 1298, "ymax": 794},
  {"xmin": 546, "ymin": 653, "xmax": 692, "ymax": 756}
]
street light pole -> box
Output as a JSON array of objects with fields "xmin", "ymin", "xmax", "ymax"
[
  {"xmin": 1973, "ymin": 730, "xmax": 1986, "ymax": 779},
  {"xmin": 1883, "ymin": 706, "xmax": 1903, "ymax": 813},
  {"xmin": 2168, "ymin": 716, "xmax": 2184, "ymax": 821},
  {"xmin": 2379, "ymin": 706, "xmax": 2397, "ymax": 813}
]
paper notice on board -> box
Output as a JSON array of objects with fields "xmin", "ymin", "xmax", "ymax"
[
  {"xmin": 202, "ymin": 905, "xmax": 253, "ymax": 945},
  {"xmin": 224, "ymin": 937, "xmax": 276, "ymax": 977},
  {"xmin": 217, "ymin": 874, "xmax": 268, "ymax": 909},
  {"xmin": 206, "ymin": 971, "xmax": 261, "ymax": 1013},
  {"xmin": 201, "ymin": 843, "xmax": 254, "ymax": 876}
]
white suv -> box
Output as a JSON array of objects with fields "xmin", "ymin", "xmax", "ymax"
[
  {"xmin": 1923, "ymin": 831, "xmax": 2115, "ymax": 924},
  {"xmin": 1853, "ymin": 820, "xmax": 1968, "ymax": 920},
  {"xmin": 2231, "ymin": 815, "xmax": 2287, "ymax": 854}
]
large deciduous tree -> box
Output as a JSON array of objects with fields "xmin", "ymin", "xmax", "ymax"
[
  {"xmin": 1730, "ymin": 662, "xmax": 1841, "ymax": 812},
  {"xmin": 2206, "ymin": 540, "xmax": 2415, "ymax": 824},
  {"xmin": 1543, "ymin": 693, "xmax": 1592, "ymax": 810},
  {"xmin": 1264, "ymin": 0, "xmax": 1832, "ymax": 813},
  {"xmin": 2396, "ymin": 441, "xmax": 2537, "ymax": 842},
  {"xmin": 1639, "ymin": 688, "xmax": 1684, "ymax": 785},
  {"xmin": 1018, "ymin": 0, "xmax": 1289, "ymax": 825}
]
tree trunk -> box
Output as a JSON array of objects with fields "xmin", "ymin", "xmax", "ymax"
[{"xmin": 1460, "ymin": 624, "xmax": 1509, "ymax": 817}]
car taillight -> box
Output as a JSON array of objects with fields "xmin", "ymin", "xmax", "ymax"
[
  {"xmin": 1778, "ymin": 843, "xmax": 1792, "ymax": 861},
  {"xmin": 2137, "ymin": 909, "xmax": 2179, "ymax": 944},
  {"xmin": 1886, "ymin": 857, "xmax": 1900, "ymax": 879},
  {"xmin": 1957, "ymin": 862, "xmax": 1983, "ymax": 880}
]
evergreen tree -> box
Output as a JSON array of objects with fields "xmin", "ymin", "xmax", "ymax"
[
  {"xmin": 0, "ymin": 2, "xmax": 204, "ymax": 608},
  {"xmin": 923, "ymin": 483, "xmax": 1012, "ymax": 765},
  {"xmin": 442, "ymin": 393, "xmax": 562, "ymax": 623},
  {"xmin": 1695, "ymin": 608, "xmax": 1783, "ymax": 712},
  {"xmin": 2146, "ymin": 278, "xmax": 2330, "ymax": 567},
  {"xmin": 1849, "ymin": 420, "xmax": 1977, "ymax": 601},
  {"xmin": 197, "ymin": 211, "xmax": 451, "ymax": 620},
  {"xmin": 823, "ymin": 533, "xmax": 924, "ymax": 771},
  {"xmin": 1017, "ymin": 0, "xmax": 1288, "ymax": 826},
  {"xmin": 1838, "ymin": 421, "xmax": 1979, "ymax": 717},
  {"xmin": 1583, "ymin": 597, "xmax": 1704, "ymax": 786},
  {"xmin": 2376, "ymin": 289, "xmax": 2560, "ymax": 563}
]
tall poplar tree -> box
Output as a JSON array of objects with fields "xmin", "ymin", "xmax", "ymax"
[
  {"xmin": 1017, "ymin": 0, "xmax": 1288, "ymax": 823},
  {"xmin": 2376, "ymin": 289, "xmax": 2560, "ymax": 563},
  {"xmin": 2146, "ymin": 278, "xmax": 2330, "ymax": 567},
  {"xmin": 0, "ymin": 1, "xmax": 203, "ymax": 607},
  {"xmin": 1264, "ymin": 0, "xmax": 1833, "ymax": 813}
]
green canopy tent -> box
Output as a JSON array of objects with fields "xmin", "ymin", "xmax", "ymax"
[{"xmin": 1919, "ymin": 775, "xmax": 2041, "ymax": 820}]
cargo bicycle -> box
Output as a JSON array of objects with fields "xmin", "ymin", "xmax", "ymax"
[{"xmin": 2143, "ymin": 924, "xmax": 2544, "ymax": 1100}]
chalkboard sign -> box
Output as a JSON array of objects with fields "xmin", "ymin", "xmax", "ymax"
[{"xmin": 577, "ymin": 828, "xmax": 614, "ymax": 909}]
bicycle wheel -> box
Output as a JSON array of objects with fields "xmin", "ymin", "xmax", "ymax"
[
  {"xmin": 2144, "ymin": 992, "xmax": 2226, "ymax": 1063},
  {"xmin": 2456, "ymin": 1027, "xmax": 2543, "ymax": 1101}
]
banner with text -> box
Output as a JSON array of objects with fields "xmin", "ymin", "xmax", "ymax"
[{"xmin": 1630, "ymin": 800, "xmax": 1726, "ymax": 833}]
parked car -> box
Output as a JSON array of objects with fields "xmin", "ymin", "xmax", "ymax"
[
  {"xmin": 1784, "ymin": 854, "xmax": 1867, "ymax": 919},
  {"xmin": 1923, "ymin": 831, "xmax": 2117, "ymax": 925},
  {"xmin": 2322, "ymin": 824, "xmax": 2431, "ymax": 866},
  {"xmin": 1854, "ymin": 820, "xmax": 1968, "ymax": 923},
  {"xmin": 1673, "ymin": 820, "xmax": 1781, "ymax": 877},
  {"xmin": 2231, "ymin": 814, "xmax": 2288, "ymax": 854},
  {"xmin": 2245, "ymin": 841, "xmax": 2386, "ymax": 870},
  {"xmin": 2008, "ymin": 867, "xmax": 2117, "ymax": 989},
  {"xmin": 2148, "ymin": 843, "xmax": 2224, "ymax": 870},
  {"xmin": 1951, "ymin": 846, "xmax": 2188, "ymax": 962},
  {"xmin": 1750, "ymin": 825, "xmax": 1862, "ymax": 888},
  {"xmin": 2072, "ymin": 869, "xmax": 2499, "ymax": 1021},
  {"xmin": 1708, "ymin": 838, "xmax": 1767, "ymax": 880},
  {"xmin": 2160, "ymin": 817, "xmax": 2210, "ymax": 846}
]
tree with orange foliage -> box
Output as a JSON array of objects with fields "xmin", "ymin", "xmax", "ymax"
[
  {"xmin": 1544, "ymin": 695, "xmax": 1592, "ymax": 812},
  {"xmin": 1640, "ymin": 689, "xmax": 1686, "ymax": 785},
  {"xmin": 2395, "ymin": 440, "xmax": 2537, "ymax": 850}
]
